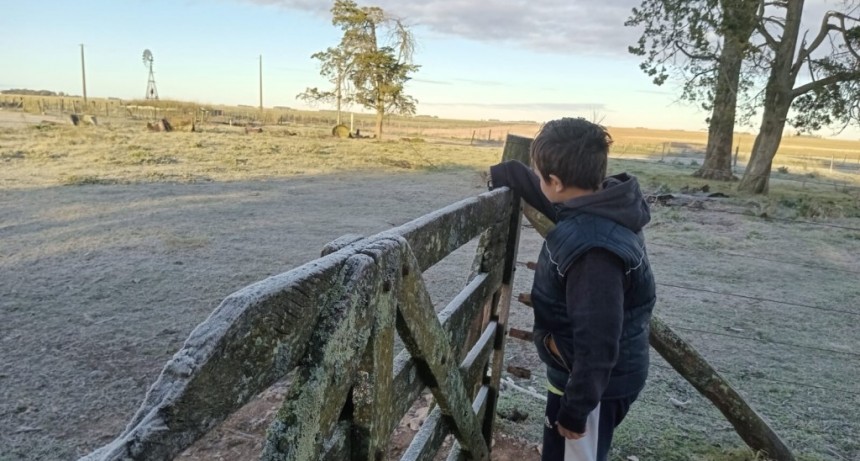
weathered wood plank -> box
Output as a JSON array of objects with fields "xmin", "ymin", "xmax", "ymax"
[
  {"xmin": 481, "ymin": 134, "xmax": 527, "ymax": 444},
  {"xmin": 349, "ymin": 238, "xmax": 402, "ymax": 461},
  {"xmin": 507, "ymin": 328, "xmax": 534, "ymax": 342},
  {"xmin": 444, "ymin": 387, "xmax": 491, "ymax": 461},
  {"xmin": 321, "ymin": 422, "xmax": 350, "ymax": 461},
  {"xmin": 389, "ymin": 263, "xmax": 503, "ymax": 438},
  {"xmin": 517, "ymin": 292, "xmax": 532, "ymax": 307},
  {"xmin": 80, "ymin": 252, "xmax": 358, "ymax": 461},
  {"xmin": 321, "ymin": 233, "xmax": 365, "ymax": 256},
  {"xmin": 261, "ymin": 254, "xmax": 379, "ymax": 461},
  {"xmin": 463, "ymin": 201, "xmax": 514, "ymax": 373},
  {"xmin": 383, "ymin": 188, "xmax": 512, "ymax": 272},
  {"xmin": 395, "ymin": 245, "xmax": 490, "ymax": 460},
  {"xmin": 460, "ymin": 322, "xmax": 498, "ymax": 392},
  {"xmin": 650, "ymin": 317, "xmax": 795, "ymax": 461},
  {"xmin": 404, "ymin": 388, "xmax": 491, "ymax": 461},
  {"xmin": 400, "ymin": 405, "xmax": 448, "ymax": 461},
  {"xmin": 400, "ymin": 323, "xmax": 497, "ymax": 461}
]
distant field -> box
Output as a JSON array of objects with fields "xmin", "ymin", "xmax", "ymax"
[{"xmin": 3, "ymin": 93, "xmax": 858, "ymax": 162}]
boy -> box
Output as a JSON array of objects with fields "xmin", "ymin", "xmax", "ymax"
[{"xmin": 489, "ymin": 118, "xmax": 656, "ymax": 461}]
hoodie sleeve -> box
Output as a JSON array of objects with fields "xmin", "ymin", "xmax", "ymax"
[
  {"xmin": 555, "ymin": 248, "xmax": 625, "ymax": 433},
  {"xmin": 489, "ymin": 160, "xmax": 556, "ymax": 221}
]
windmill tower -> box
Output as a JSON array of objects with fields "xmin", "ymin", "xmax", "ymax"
[{"xmin": 143, "ymin": 49, "xmax": 159, "ymax": 100}]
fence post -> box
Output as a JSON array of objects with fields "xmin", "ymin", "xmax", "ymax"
[{"xmin": 479, "ymin": 135, "xmax": 529, "ymax": 443}]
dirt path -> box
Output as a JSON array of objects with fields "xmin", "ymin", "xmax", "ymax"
[{"xmin": 1, "ymin": 170, "xmax": 533, "ymax": 460}]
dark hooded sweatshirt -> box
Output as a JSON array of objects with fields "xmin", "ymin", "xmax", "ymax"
[{"xmin": 490, "ymin": 160, "xmax": 656, "ymax": 434}]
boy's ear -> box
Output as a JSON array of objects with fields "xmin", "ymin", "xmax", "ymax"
[{"xmin": 548, "ymin": 174, "xmax": 565, "ymax": 192}]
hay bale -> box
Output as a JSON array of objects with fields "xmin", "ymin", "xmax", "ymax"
[
  {"xmin": 145, "ymin": 118, "xmax": 174, "ymax": 132},
  {"xmin": 244, "ymin": 126, "xmax": 263, "ymax": 134},
  {"xmin": 331, "ymin": 124, "xmax": 350, "ymax": 138}
]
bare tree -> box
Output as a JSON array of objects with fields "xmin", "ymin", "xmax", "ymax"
[
  {"xmin": 628, "ymin": 0, "xmax": 761, "ymax": 181},
  {"xmin": 740, "ymin": 1, "xmax": 860, "ymax": 193}
]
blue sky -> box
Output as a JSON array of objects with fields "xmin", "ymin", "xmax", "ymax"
[{"xmin": 1, "ymin": 0, "xmax": 857, "ymax": 138}]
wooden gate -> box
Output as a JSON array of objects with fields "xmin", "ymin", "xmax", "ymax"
[{"xmin": 82, "ymin": 169, "xmax": 523, "ymax": 460}]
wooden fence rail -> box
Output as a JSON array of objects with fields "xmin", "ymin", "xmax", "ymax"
[{"xmin": 81, "ymin": 158, "xmax": 523, "ymax": 460}]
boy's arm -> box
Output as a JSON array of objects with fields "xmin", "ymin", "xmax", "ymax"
[
  {"xmin": 489, "ymin": 160, "xmax": 557, "ymax": 221},
  {"xmin": 556, "ymin": 248, "xmax": 625, "ymax": 434}
]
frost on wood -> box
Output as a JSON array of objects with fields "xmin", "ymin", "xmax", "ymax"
[
  {"xmin": 261, "ymin": 255, "xmax": 379, "ymax": 460},
  {"xmin": 79, "ymin": 251, "xmax": 357, "ymax": 461},
  {"xmin": 394, "ymin": 247, "xmax": 490, "ymax": 461},
  {"xmin": 80, "ymin": 184, "xmax": 516, "ymax": 461}
]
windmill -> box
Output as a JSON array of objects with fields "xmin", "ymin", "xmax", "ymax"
[{"xmin": 143, "ymin": 49, "xmax": 159, "ymax": 100}]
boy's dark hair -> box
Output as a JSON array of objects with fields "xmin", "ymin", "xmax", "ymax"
[{"xmin": 530, "ymin": 117, "xmax": 612, "ymax": 191}]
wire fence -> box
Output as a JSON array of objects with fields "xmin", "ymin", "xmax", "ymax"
[
  {"xmin": 649, "ymin": 241, "xmax": 860, "ymax": 275},
  {"xmin": 611, "ymin": 155, "xmax": 860, "ymax": 193},
  {"xmin": 514, "ymin": 177, "xmax": 859, "ymax": 456},
  {"xmin": 644, "ymin": 203, "xmax": 859, "ymax": 455}
]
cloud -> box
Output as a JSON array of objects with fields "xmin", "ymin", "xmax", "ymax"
[{"xmin": 242, "ymin": 0, "xmax": 641, "ymax": 55}]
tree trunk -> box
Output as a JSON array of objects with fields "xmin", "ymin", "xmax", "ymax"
[
  {"xmin": 696, "ymin": 0, "xmax": 758, "ymax": 181},
  {"xmin": 738, "ymin": 98, "xmax": 792, "ymax": 193},
  {"xmin": 336, "ymin": 85, "xmax": 342, "ymax": 126},
  {"xmin": 738, "ymin": 0, "xmax": 805, "ymax": 194},
  {"xmin": 375, "ymin": 99, "xmax": 384, "ymax": 140},
  {"xmin": 696, "ymin": 40, "xmax": 744, "ymax": 180}
]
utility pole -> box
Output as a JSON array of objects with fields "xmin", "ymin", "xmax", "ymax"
[
  {"xmin": 80, "ymin": 44, "xmax": 88, "ymax": 106},
  {"xmin": 258, "ymin": 54, "xmax": 263, "ymax": 114}
]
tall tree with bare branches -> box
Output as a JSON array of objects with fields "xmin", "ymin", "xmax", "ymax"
[
  {"xmin": 628, "ymin": 0, "xmax": 762, "ymax": 181},
  {"xmin": 740, "ymin": 1, "xmax": 860, "ymax": 193}
]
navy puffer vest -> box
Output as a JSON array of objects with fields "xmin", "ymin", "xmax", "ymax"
[{"xmin": 531, "ymin": 211, "xmax": 656, "ymax": 399}]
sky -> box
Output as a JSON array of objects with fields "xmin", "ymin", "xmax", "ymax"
[{"xmin": 1, "ymin": 0, "xmax": 858, "ymax": 139}]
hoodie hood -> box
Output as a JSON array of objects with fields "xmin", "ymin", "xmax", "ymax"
[{"xmin": 555, "ymin": 173, "xmax": 650, "ymax": 232}]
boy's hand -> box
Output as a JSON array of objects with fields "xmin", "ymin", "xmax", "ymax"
[{"xmin": 557, "ymin": 423, "xmax": 584, "ymax": 440}]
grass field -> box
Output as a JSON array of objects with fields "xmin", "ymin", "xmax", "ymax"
[{"xmin": 1, "ymin": 104, "xmax": 859, "ymax": 460}]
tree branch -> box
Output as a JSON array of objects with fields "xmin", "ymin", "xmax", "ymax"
[
  {"xmin": 835, "ymin": 13, "xmax": 860, "ymax": 62},
  {"xmin": 792, "ymin": 71, "xmax": 860, "ymax": 97},
  {"xmin": 761, "ymin": 15, "xmax": 787, "ymax": 29},
  {"xmin": 674, "ymin": 42, "xmax": 718, "ymax": 61},
  {"xmin": 792, "ymin": 11, "xmax": 839, "ymax": 78},
  {"xmin": 756, "ymin": 8, "xmax": 780, "ymax": 51}
]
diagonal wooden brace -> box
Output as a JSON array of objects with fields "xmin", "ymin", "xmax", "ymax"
[{"xmin": 392, "ymin": 238, "xmax": 491, "ymax": 461}]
